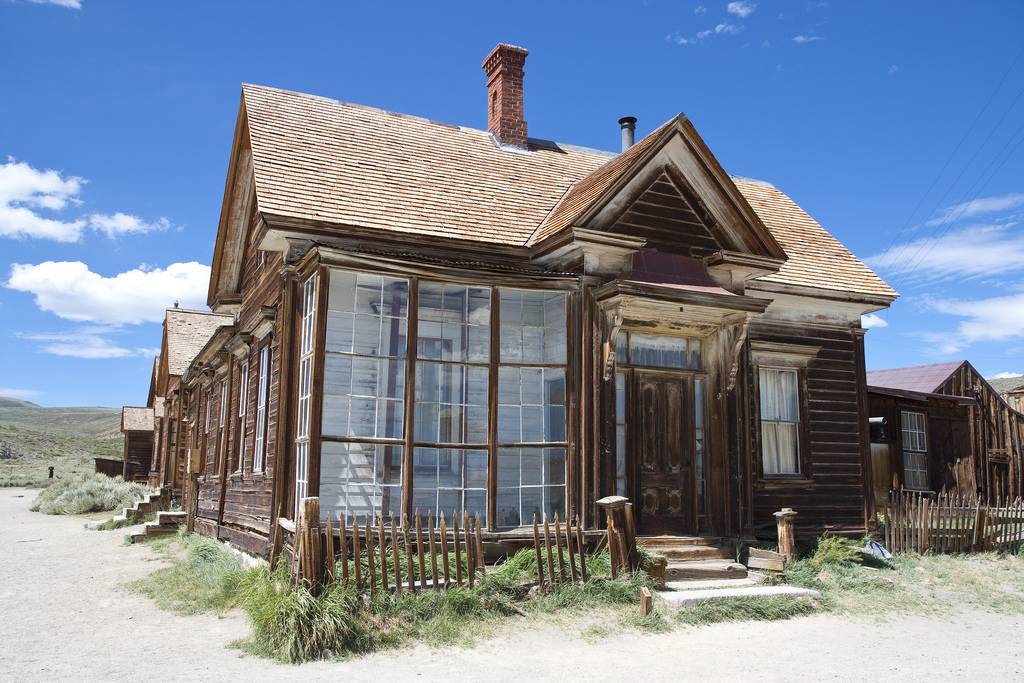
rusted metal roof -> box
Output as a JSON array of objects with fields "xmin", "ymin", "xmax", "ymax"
[{"xmin": 866, "ymin": 361, "xmax": 966, "ymax": 394}]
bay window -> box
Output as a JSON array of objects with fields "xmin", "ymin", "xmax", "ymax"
[{"xmin": 315, "ymin": 267, "xmax": 569, "ymax": 528}]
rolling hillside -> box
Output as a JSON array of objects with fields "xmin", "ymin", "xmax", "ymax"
[{"xmin": 0, "ymin": 397, "xmax": 124, "ymax": 487}]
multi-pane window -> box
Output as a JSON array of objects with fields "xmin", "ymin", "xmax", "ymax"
[
  {"xmin": 320, "ymin": 271, "xmax": 408, "ymax": 521},
  {"xmin": 295, "ymin": 275, "xmax": 317, "ymax": 516},
  {"xmin": 236, "ymin": 360, "xmax": 248, "ymax": 472},
  {"xmin": 217, "ymin": 380, "xmax": 227, "ymax": 470},
  {"xmin": 759, "ymin": 368, "xmax": 801, "ymax": 476},
  {"xmin": 901, "ymin": 411, "xmax": 929, "ymax": 491},
  {"xmin": 496, "ymin": 290, "xmax": 568, "ymax": 527},
  {"xmin": 253, "ymin": 344, "xmax": 270, "ymax": 473},
  {"xmin": 615, "ymin": 331, "xmax": 701, "ymax": 369},
  {"xmin": 413, "ymin": 283, "xmax": 490, "ymax": 523},
  {"xmin": 315, "ymin": 270, "xmax": 569, "ymax": 528}
]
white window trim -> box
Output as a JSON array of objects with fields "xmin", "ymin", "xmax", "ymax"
[
  {"xmin": 253, "ymin": 344, "xmax": 270, "ymax": 473},
  {"xmin": 236, "ymin": 360, "xmax": 249, "ymax": 473}
]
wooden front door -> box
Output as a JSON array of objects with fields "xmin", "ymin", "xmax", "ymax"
[{"xmin": 633, "ymin": 372, "xmax": 697, "ymax": 534}]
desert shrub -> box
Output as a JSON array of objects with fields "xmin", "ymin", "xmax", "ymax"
[
  {"xmin": 30, "ymin": 473, "xmax": 153, "ymax": 515},
  {"xmin": 807, "ymin": 535, "xmax": 864, "ymax": 568}
]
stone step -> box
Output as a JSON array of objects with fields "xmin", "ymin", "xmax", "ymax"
[
  {"xmin": 665, "ymin": 576, "xmax": 764, "ymax": 591},
  {"xmin": 665, "ymin": 559, "xmax": 748, "ymax": 581},
  {"xmin": 660, "ymin": 584, "xmax": 820, "ymax": 608}
]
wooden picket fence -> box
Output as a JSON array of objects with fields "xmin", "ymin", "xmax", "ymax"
[
  {"xmin": 880, "ymin": 490, "xmax": 1024, "ymax": 554},
  {"xmin": 281, "ymin": 497, "xmax": 592, "ymax": 596}
]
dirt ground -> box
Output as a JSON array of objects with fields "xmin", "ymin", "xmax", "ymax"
[{"xmin": 2, "ymin": 487, "xmax": 1022, "ymax": 682}]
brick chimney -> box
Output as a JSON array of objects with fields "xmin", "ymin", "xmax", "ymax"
[{"xmin": 482, "ymin": 43, "xmax": 528, "ymax": 148}]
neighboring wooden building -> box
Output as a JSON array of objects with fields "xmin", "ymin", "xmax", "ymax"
[
  {"xmin": 866, "ymin": 386, "xmax": 973, "ymax": 503},
  {"xmin": 173, "ymin": 44, "xmax": 897, "ymax": 557},
  {"xmin": 989, "ymin": 375, "xmax": 1024, "ymax": 413},
  {"xmin": 120, "ymin": 406, "xmax": 154, "ymax": 482},
  {"xmin": 868, "ymin": 361, "xmax": 1024, "ymax": 501},
  {"xmin": 149, "ymin": 307, "xmax": 233, "ymax": 495}
]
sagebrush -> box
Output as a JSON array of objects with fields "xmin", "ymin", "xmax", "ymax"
[{"xmin": 30, "ymin": 473, "xmax": 153, "ymax": 515}]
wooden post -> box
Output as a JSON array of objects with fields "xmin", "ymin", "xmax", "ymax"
[
  {"xmin": 378, "ymin": 514, "xmax": 389, "ymax": 592},
  {"xmin": 566, "ymin": 515, "xmax": 579, "ymax": 583},
  {"xmin": 48, "ymin": 466, "xmax": 54, "ymax": 479},
  {"xmin": 463, "ymin": 512, "xmax": 474, "ymax": 588},
  {"xmin": 339, "ymin": 513, "xmax": 349, "ymax": 588},
  {"xmin": 774, "ymin": 507, "xmax": 798, "ymax": 565},
  {"xmin": 639, "ymin": 586, "xmax": 653, "ymax": 616},
  {"xmin": 352, "ymin": 515, "xmax": 362, "ymax": 592},
  {"xmin": 428, "ymin": 513, "xmax": 439, "ymax": 589},
  {"xmin": 474, "ymin": 513, "xmax": 485, "ymax": 576},
  {"xmin": 416, "ymin": 511, "xmax": 427, "ymax": 590},
  {"xmin": 554, "ymin": 514, "xmax": 567, "ymax": 583},
  {"xmin": 298, "ymin": 497, "xmax": 323, "ymax": 595},
  {"xmin": 439, "ymin": 512, "xmax": 450, "ymax": 588},
  {"xmin": 403, "ymin": 515, "xmax": 415, "ymax": 592},
  {"xmin": 453, "ymin": 511, "xmax": 463, "ymax": 587},
  {"xmin": 543, "ymin": 513, "xmax": 556, "ymax": 585},
  {"xmin": 532, "ymin": 513, "xmax": 545, "ymax": 589},
  {"xmin": 324, "ymin": 513, "xmax": 336, "ymax": 587},
  {"xmin": 576, "ymin": 516, "xmax": 588, "ymax": 582},
  {"xmin": 596, "ymin": 495, "xmax": 633, "ymax": 574},
  {"xmin": 390, "ymin": 514, "xmax": 401, "ymax": 594},
  {"xmin": 366, "ymin": 516, "xmax": 376, "ymax": 597}
]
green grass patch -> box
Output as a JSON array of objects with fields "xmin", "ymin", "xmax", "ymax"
[
  {"xmin": 675, "ymin": 595, "xmax": 820, "ymax": 626},
  {"xmin": 30, "ymin": 472, "xmax": 154, "ymax": 515},
  {"xmin": 128, "ymin": 531, "xmax": 248, "ymax": 615}
]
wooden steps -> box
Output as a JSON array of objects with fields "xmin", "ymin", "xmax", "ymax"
[
  {"xmin": 129, "ymin": 510, "xmax": 185, "ymax": 544},
  {"xmin": 85, "ymin": 490, "xmax": 168, "ymax": 530},
  {"xmin": 638, "ymin": 535, "xmax": 747, "ymax": 582}
]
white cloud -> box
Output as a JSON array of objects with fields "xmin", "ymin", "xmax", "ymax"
[
  {"xmin": 87, "ymin": 213, "xmax": 172, "ymax": 237},
  {"xmin": 19, "ymin": 328, "xmax": 156, "ymax": 360},
  {"xmin": 715, "ymin": 22, "xmax": 742, "ymax": 34},
  {"xmin": 792, "ymin": 34, "xmax": 824, "ymax": 44},
  {"xmin": 861, "ymin": 313, "xmax": 889, "ymax": 329},
  {"xmin": 0, "ymin": 158, "xmax": 173, "ymax": 242},
  {"xmin": 922, "ymin": 292, "xmax": 1024, "ymax": 354},
  {"xmin": 867, "ymin": 223, "xmax": 1024, "ymax": 284},
  {"xmin": 694, "ymin": 4, "xmax": 707, "ymax": 14},
  {"xmin": 666, "ymin": 32, "xmax": 691, "ymax": 45},
  {"xmin": 991, "ymin": 371, "xmax": 1023, "ymax": 379},
  {"xmin": 27, "ymin": 0, "xmax": 81, "ymax": 7},
  {"xmin": 6, "ymin": 261, "xmax": 211, "ymax": 325},
  {"xmin": 727, "ymin": 1, "xmax": 756, "ymax": 18},
  {"xmin": 697, "ymin": 29, "xmax": 713, "ymax": 39},
  {"xmin": 0, "ymin": 387, "xmax": 42, "ymax": 400},
  {"xmin": 924, "ymin": 192, "xmax": 1024, "ymax": 227}
]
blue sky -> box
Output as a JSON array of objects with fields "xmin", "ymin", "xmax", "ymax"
[{"xmin": 1, "ymin": 0, "xmax": 1023, "ymax": 407}]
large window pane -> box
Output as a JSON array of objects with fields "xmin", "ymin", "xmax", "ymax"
[
  {"xmin": 320, "ymin": 442, "xmax": 403, "ymax": 521},
  {"xmin": 417, "ymin": 283, "xmax": 490, "ymax": 363},
  {"xmin": 499, "ymin": 290, "xmax": 566, "ymax": 363},
  {"xmin": 759, "ymin": 368, "xmax": 801, "ymax": 475},
  {"xmin": 496, "ymin": 447, "xmax": 566, "ymax": 527},
  {"xmin": 414, "ymin": 362, "xmax": 488, "ymax": 444},
  {"xmin": 412, "ymin": 447, "xmax": 488, "ymax": 525},
  {"xmin": 497, "ymin": 367, "xmax": 566, "ymax": 443}
]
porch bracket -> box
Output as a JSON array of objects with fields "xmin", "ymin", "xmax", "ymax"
[{"xmin": 723, "ymin": 315, "xmax": 752, "ymax": 396}]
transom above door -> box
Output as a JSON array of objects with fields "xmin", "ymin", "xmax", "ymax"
[{"xmin": 613, "ymin": 331, "xmax": 707, "ymax": 535}]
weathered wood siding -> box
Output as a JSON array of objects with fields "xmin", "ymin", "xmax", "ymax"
[
  {"xmin": 122, "ymin": 431, "xmax": 152, "ymax": 482},
  {"xmin": 745, "ymin": 321, "xmax": 868, "ymax": 538}
]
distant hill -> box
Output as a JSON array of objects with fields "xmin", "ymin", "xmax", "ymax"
[{"xmin": 0, "ymin": 396, "xmax": 124, "ymax": 487}]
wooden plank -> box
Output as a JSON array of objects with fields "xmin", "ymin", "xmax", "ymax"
[
  {"xmin": 390, "ymin": 514, "xmax": 401, "ymax": 594},
  {"xmin": 339, "ymin": 513, "xmax": 349, "ymax": 587},
  {"xmin": 576, "ymin": 516, "xmax": 588, "ymax": 581},
  {"xmin": 566, "ymin": 516, "xmax": 578, "ymax": 583},
  {"xmin": 464, "ymin": 512, "xmax": 474, "ymax": 588},
  {"xmin": 428, "ymin": 513, "xmax": 439, "ymax": 590},
  {"xmin": 533, "ymin": 513, "xmax": 545, "ymax": 589},
  {"xmin": 378, "ymin": 514, "xmax": 389, "ymax": 592},
  {"xmin": 453, "ymin": 511, "xmax": 463, "ymax": 587},
  {"xmin": 324, "ymin": 512, "xmax": 336, "ymax": 586},
  {"xmin": 366, "ymin": 515, "xmax": 376, "ymax": 597},
  {"xmin": 439, "ymin": 512, "xmax": 450, "ymax": 588},
  {"xmin": 474, "ymin": 514, "xmax": 485, "ymax": 576},
  {"xmin": 640, "ymin": 586, "xmax": 653, "ymax": 616},
  {"xmin": 415, "ymin": 511, "xmax": 427, "ymax": 590},
  {"xmin": 403, "ymin": 516, "xmax": 414, "ymax": 590},
  {"xmin": 747, "ymin": 547, "xmax": 785, "ymax": 572},
  {"xmin": 554, "ymin": 514, "xmax": 567, "ymax": 583},
  {"xmin": 543, "ymin": 513, "xmax": 556, "ymax": 585},
  {"xmin": 352, "ymin": 514, "xmax": 362, "ymax": 591}
]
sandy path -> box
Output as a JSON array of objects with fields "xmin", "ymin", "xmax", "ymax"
[{"xmin": 1, "ymin": 486, "xmax": 1022, "ymax": 682}]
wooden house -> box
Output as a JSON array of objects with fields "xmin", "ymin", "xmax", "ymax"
[
  {"xmin": 149, "ymin": 307, "xmax": 233, "ymax": 494},
  {"xmin": 866, "ymin": 386, "xmax": 973, "ymax": 503},
  {"xmin": 119, "ymin": 406, "xmax": 155, "ymax": 482},
  {"xmin": 176, "ymin": 44, "xmax": 897, "ymax": 557},
  {"xmin": 989, "ymin": 375, "xmax": 1024, "ymax": 413},
  {"xmin": 867, "ymin": 361, "xmax": 1024, "ymax": 501}
]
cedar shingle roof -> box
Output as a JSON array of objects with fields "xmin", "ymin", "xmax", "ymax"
[
  {"xmin": 867, "ymin": 361, "xmax": 966, "ymax": 394},
  {"xmin": 988, "ymin": 375, "xmax": 1024, "ymax": 394},
  {"xmin": 165, "ymin": 309, "xmax": 233, "ymax": 377},
  {"xmin": 242, "ymin": 84, "xmax": 895, "ymax": 301},
  {"xmin": 121, "ymin": 406, "xmax": 154, "ymax": 432}
]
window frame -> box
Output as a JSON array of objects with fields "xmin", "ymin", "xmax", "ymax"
[
  {"xmin": 756, "ymin": 366, "xmax": 804, "ymax": 478},
  {"xmin": 253, "ymin": 341, "xmax": 271, "ymax": 474},
  {"xmin": 900, "ymin": 410, "xmax": 930, "ymax": 492},
  {"xmin": 235, "ymin": 358, "xmax": 249, "ymax": 474}
]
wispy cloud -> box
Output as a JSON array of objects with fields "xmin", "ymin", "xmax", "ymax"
[
  {"xmin": 727, "ymin": 1, "xmax": 756, "ymax": 18},
  {"xmin": 792, "ymin": 34, "xmax": 824, "ymax": 44},
  {"xmin": 19, "ymin": 327, "xmax": 156, "ymax": 360},
  {"xmin": 694, "ymin": 4, "xmax": 707, "ymax": 15},
  {"xmin": 991, "ymin": 371, "xmax": 1023, "ymax": 379},
  {"xmin": 0, "ymin": 158, "xmax": 173, "ymax": 242},
  {"xmin": 861, "ymin": 313, "xmax": 889, "ymax": 329},
  {"xmin": 921, "ymin": 292, "xmax": 1024, "ymax": 354},
  {"xmin": 867, "ymin": 223, "xmax": 1024, "ymax": 284},
  {"xmin": 714, "ymin": 22, "xmax": 743, "ymax": 35},
  {"xmin": 924, "ymin": 192, "xmax": 1024, "ymax": 227},
  {"xmin": 0, "ymin": 387, "xmax": 42, "ymax": 400},
  {"xmin": 27, "ymin": 0, "xmax": 81, "ymax": 8},
  {"xmin": 6, "ymin": 260, "xmax": 211, "ymax": 325}
]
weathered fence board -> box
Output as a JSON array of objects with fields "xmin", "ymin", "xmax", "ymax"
[{"xmin": 880, "ymin": 490, "xmax": 1024, "ymax": 554}]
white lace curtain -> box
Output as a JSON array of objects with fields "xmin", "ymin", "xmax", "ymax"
[{"xmin": 759, "ymin": 368, "xmax": 800, "ymax": 475}]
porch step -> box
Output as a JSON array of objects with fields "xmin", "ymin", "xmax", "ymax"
[
  {"xmin": 665, "ymin": 559, "xmax": 748, "ymax": 581},
  {"xmin": 660, "ymin": 584, "xmax": 820, "ymax": 608},
  {"xmin": 156, "ymin": 510, "xmax": 186, "ymax": 526},
  {"xmin": 128, "ymin": 509, "xmax": 185, "ymax": 544},
  {"xmin": 657, "ymin": 544, "xmax": 735, "ymax": 561},
  {"xmin": 638, "ymin": 535, "xmax": 724, "ymax": 547}
]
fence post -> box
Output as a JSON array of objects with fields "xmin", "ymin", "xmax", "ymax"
[
  {"xmin": 597, "ymin": 495, "xmax": 635, "ymax": 574},
  {"xmin": 774, "ymin": 508, "xmax": 798, "ymax": 565},
  {"xmin": 297, "ymin": 497, "xmax": 323, "ymax": 595}
]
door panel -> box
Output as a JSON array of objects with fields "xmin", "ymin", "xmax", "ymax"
[{"xmin": 634, "ymin": 372, "xmax": 696, "ymax": 534}]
